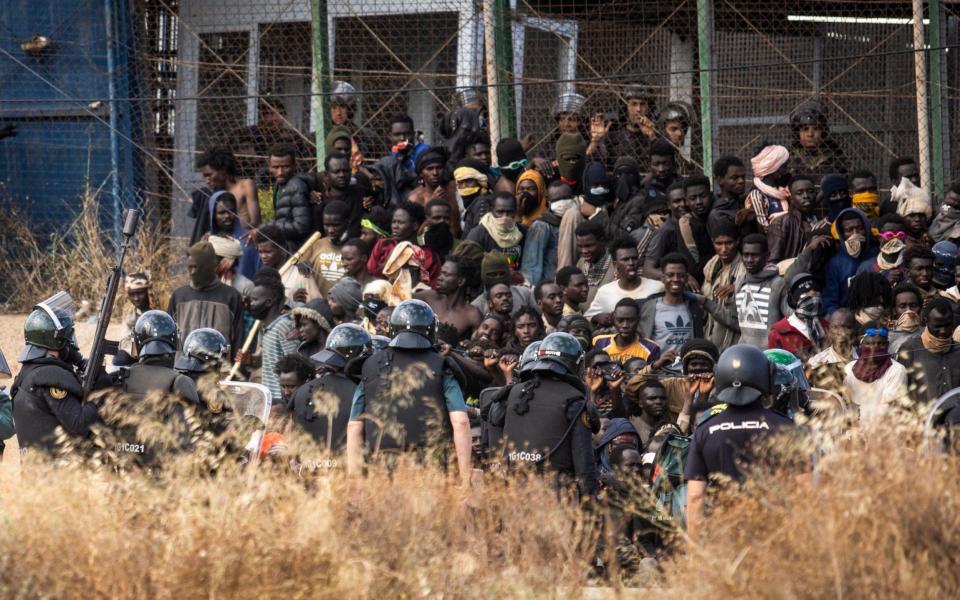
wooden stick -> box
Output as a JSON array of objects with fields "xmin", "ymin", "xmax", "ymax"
[{"xmin": 225, "ymin": 231, "xmax": 324, "ymax": 381}]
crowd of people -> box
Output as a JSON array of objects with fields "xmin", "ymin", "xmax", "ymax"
[{"xmin": 5, "ymin": 81, "xmax": 960, "ymax": 570}]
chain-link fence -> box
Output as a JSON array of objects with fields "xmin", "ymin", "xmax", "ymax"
[{"xmin": 0, "ymin": 0, "xmax": 957, "ymax": 252}]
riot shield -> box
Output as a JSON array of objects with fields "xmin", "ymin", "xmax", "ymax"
[{"xmin": 218, "ymin": 381, "xmax": 272, "ymax": 464}]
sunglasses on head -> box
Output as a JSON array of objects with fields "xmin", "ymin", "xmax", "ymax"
[
  {"xmin": 877, "ymin": 230, "xmax": 906, "ymax": 241},
  {"xmin": 502, "ymin": 159, "xmax": 529, "ymax": 171}
]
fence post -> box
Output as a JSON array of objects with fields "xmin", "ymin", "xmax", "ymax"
[
  {"xmin": 928, "ymin": 0, "xmax": 945, "ymax": 200},
  {"xmin": 696, "ymin": 0, "xmax": 716, "ymax": 178},
  {"xmin": 310, "ymin": 0, "xmax": 331, "ymax": 168},
  {"xmin": 493, "ymin": 0, "xmax": 516, "ymax": 140},
  {"xmin": 913, "ymin": 0, "xmax": 931, "ymax": 195},
  {"xmin": 483, "ymin": 0, "xmax": 501, "ymax": 165}
]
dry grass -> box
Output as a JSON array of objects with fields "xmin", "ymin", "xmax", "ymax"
[
  {"xmin": 659, "ymin": 415, "xmax": 960, "ymax": 598},
  {"xmin": 0, "ymin": 189, "xmax": 183, "ymax": 313}
]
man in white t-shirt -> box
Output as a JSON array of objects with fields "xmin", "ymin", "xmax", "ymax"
[{"xmin": 585, "ymin": 237, "xmax": 663, "ymax": 325}]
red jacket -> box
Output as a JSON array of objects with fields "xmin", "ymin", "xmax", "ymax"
[{"xmin": 768, "ymin": 316, "xmax": 830, "ymax": 355}]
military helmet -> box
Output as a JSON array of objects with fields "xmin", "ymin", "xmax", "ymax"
[
  {"xmin": 790, "ymin": 106, "xmax": 829, "ymax": 135},
  {"xmin": 932, "ymin": 240, "xmax": 958, "ymax": 288},
  {"xmin": 657, "ymin": 101, "xmax": 692, "ymax": 129},
  {"xmin": 623, "ymin": 82, "xmax": 655, "ymax": 102},
  {"xmin": 312, "ymin": 323, "xmax": 372, "ymax": 369},
  {"xmin": 174, "ymin": 328, "xmax": 228, "ymax": 373},
  {"xmin": 134, "ymin": 310, "xmax": 179, "ymax": 357},
  {"xmin": 456, "ymin": 87, "xmax": 482, "ymax": 107},
  {"xmin": 534, "ymin": 332, "xmax": 585, "ymax": 375},
  {"xmin": 388, "ymin": 299, "xmax": 438, "ymax": 349},
  {"xmin": 23, "ymin": 305, "xmax": 75, "ymax": 351},
  {"xmin": 553, "ymin": 92, "xmax": 586, "ymax": 118},
  {"xmin": 331, "ymin": 80, "xmax": 356, "ymax": 107},
  {"xmin": 715, "ymin": 344, "xmax": 774, "ymax": 406}
]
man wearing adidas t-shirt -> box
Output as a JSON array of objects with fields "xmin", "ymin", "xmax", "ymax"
[{"xmin": 734, "ymin": 233, "xmax": 787, "ymax": 348}]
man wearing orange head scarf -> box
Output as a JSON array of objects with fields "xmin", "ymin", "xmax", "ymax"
[{"xmin": 517, "ymin": 169, "xmax": 560, "ymax": 284}]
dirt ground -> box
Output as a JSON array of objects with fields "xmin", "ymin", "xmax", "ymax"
[{"xmin": 0, "ymin": 313, "xmax": 122, "ymax": 478}]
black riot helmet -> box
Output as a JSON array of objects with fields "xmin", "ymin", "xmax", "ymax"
[
  {"xmin": 134, "ymin": 310, "xmax": 179, "ymax": 357},
  {"xmin": 370, "ymin": 335, "xmax": 390, "ymax": 352},
  {"xmin": 714, "ymin": 344, "xmax": 774, "ymax": 406},
  {"xmin": 388, "ymin": 299, "xmax": 438, "ymax": 350},
  {"xmin": 311, "ymin": 323, "xmax": 371, "ymax": 369},
  {"xmin": 23, "ymin": 305, "xmax": 75, "ymax": 351},
  {"xmin": 174, "ymin": 328, "xmax": 228, "ymax": 373},
  {"xmin": 533, "ymin": 332, "xmax": 585, "ymax": 376}
]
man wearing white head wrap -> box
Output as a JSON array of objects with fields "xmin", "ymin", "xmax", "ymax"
[
  {"xmin": 745, "ymin": 144, "xmax": 791, "ymax": 233},
  {"xmin": 209, "ymin": 234, "xmax": 252, "ymax": 294},
  {"xmin": 893, "ymin": 177, "xmax": 934, "ymax": 246}
]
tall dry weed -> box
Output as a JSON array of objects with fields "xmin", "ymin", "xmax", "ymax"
[
  {"xmin": 660, "ymin": 412, "xmax": 960, "ymax": 598},
  {"xmin": 0, "ymin": 189, "xmax": 182, "ymax": 313}
]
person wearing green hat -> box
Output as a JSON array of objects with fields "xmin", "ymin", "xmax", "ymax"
[
  {"xmin": 167, "ymin": 241, "xmax": 245, "ymax": 353},
  {"xmin": 470, "ymin": 251, "xmax": 537, "ymax": 318}
]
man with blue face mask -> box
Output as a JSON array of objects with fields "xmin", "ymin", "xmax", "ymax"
[{"xmin": 768, "ymin": 272, "xmax": 828, "ymax": 357}]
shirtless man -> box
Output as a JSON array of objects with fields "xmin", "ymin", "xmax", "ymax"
[
  {"xmin": 408, "ymin": 146, "xmax": 461, "ymax": 237},
  {"xmin": 198, "ymin": 145, "xmax": 260, "ymax": 228},
  {"xmin": 415, "ymin": 256, "xmax": 482, "ymax": 341}
]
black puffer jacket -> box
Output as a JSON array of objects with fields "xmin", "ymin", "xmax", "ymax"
[{"xmin": 273, "ymin": 175, "xmax": 315, "ymax": 249}]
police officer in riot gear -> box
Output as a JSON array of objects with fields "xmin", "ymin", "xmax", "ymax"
[
  {"xmin": 121, "ymin": 311, "xmax": 199, "ymax": 404},
  {"xmin": 684, "ymin": 344, "xmax": 794, "ymax": 539},
  {"xmin": 479, "ymin": 340, "xmax": 541, "ymax": 463},
  {"xmin": 103, "ymin": 311, "xmax": 200, "ymax": 469},
  {"xmin": 345, "ymin": 300, "xmax": 473, "ymax": 485},
  {"xmin": 293, "ymin": 323, "xmax": 371, "ymax": 450},
  {"xmin": 493, "ymin": 332, "xmax": 599, "ymax": 496},
  {"xmin": 12, "ymin": 303, "xmax": 100, "ymax": 458},
  {"xmin": 174, "ymin": 327, "xmax": 230, "ymax": 419},
  {"xmin": 174, "ymin": 328, "xmax": 229, "ymax": 379}
]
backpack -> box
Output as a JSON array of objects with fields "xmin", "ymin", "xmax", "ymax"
[{"xmin": 649, "ymin": 430, "xmax": 691, "ymax": 529}]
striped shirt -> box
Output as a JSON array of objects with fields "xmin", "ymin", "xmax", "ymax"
[{"xmin": 260, "ymin": 313, "xmax": 300, "ymax": 401}]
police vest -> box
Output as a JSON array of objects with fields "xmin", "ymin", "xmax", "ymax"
[
  {"xmin": 360, "ymin": 348, "xmax": 453, "ymax": 452},
  {"xmin": 293, "ymin": 371, "xmax": 357, "ymax": 451},
  {"xmin": 501, "ymin": 375, "xmax": 585, "ymax": 474},
  {"xmin": 113, "ymin": 363, "xmax": 197, "ymax": 468},
  {"xmin": 12, "ymin": 359, "xmax": 84, "ymax": 454}
]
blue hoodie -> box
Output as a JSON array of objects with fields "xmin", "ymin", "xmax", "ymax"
[{"xmin": 823, "ymin": 207, "xmax": 877, "ymax": 315}]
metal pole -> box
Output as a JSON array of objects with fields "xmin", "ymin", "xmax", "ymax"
[
  {"xmin": 104, "ymin": 0, "xmax": 122, "ymax": 244},
  {"xmin": 928, "ymin": 0, "xmax": 945, "ymax": 200},
  {"xmin": 696, "ymin": 0, "xmax": 716, "ymax": 178},
  {"xmin": 913, "ymin": 0, "xmax": 931, "ymax": 194},
  {"xmin": 483, "ymin": 0, "xmax": 501, "ymax": 165},
  {"xmin": 311, "ymin": 0, "xmax": 331, "ymax": 168},
  {"xmin": 493, "ymin": 0, "xmax": 516, "ymax": 139}
]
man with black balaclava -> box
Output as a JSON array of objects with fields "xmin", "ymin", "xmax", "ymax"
[
  {"xmin": 558, "ymin": 161, "xmax": 612, "ymax": 271},
  {"xmin": 606, "ymin": 156, "xmax": 648, "ymax": 242},
  {"xmin": 494, "ymin": 138, "xmax": 529, "ymax": 195},
  {"xmin": 555, "ymin": 133, "xmax": 587, "ymax": 194},
  {"xmin": 12, "ymin": 302, "xmax": 99, "ymax": 459},
  {"xmin": 167, "ymin": 241, "xmax": 245, "ymax": 354},
  {"xmin": 294, "ymin": 323, "xmax": 371, "ymax": 452}
]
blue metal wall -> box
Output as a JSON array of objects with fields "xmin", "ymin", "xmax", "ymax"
[{"xmin": 0, "ymin": 0, "xmax": 139, "ymax": 237}]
